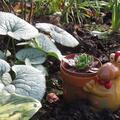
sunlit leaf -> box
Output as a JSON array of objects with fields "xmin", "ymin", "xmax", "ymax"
[
  {"xmin": 35, "ymin": 23, "xmax": 79, "ymax": 47},
  {"xmin": 35, "ymin": 33, "xmax": 62, "ymax": 60},
  {"xmin": 0, "ymin": 93, "xmax": 41, "ymax": 120},
  {"xmin": 0, "ymin": 12, "xmax": 39, "ymax": 40},
  {"xmin": 4, "ymin": 65, "xmax": 46, "ymax": 100}
]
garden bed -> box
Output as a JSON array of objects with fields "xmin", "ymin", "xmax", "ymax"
[
  {"xmin": 30, "ymin": 23, "xmax": 120, "ymax": 120},
  {"xmin": 0, "ymin": 1, "xmax": 120, "ymax": 120}
]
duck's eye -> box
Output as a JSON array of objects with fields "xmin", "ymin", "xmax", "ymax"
[
  {"xmin": 110, "ymin": 53, "xmax": 115, "ymax": 62},
  {"xmin": 117, "ymin": 57, "xmax": 120, "ymax": 64}
]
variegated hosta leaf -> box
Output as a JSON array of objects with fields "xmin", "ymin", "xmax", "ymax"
[
  {"xmin": 0, "ymin": 59, "xmax": 10, "ymax": 76},
  {"xmin": 0, "ymin": 12, "xmax": 39, "ymax": 40},
  {"xmin": 35, "ymin": 23, "xmax": 79, "ymax": 47},
  {"xmin": 0, "ymin": 93, "xmax": 41, "ymax": 120},
  {"xmin": 4, "ymin": 65, "xmax": 46, "ymax": 100},
  {"xmin": 35, "ymin": 33, "xmax": 62, "ymax": 60},
  {"xmin": 16, "ymin": 48, "xmax": 47, "ymax": 64}
]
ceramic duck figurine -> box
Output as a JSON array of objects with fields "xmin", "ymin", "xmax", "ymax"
[{"xmin": 83, "ymin": 51, "xmax": 120, "ymax": 111}]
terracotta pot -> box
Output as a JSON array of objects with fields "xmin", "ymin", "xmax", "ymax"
[{"xmin": 60, "ymin": 54, "xmax": 102, "ymax": 102}]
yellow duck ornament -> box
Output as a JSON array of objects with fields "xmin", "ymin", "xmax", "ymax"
[{"xmin": 83, "ymin": 51, "xmax": 120, "ymax": 111}]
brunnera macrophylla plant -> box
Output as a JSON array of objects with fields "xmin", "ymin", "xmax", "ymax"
[
  {"xmin": 0, "ymin": 12, "xmax": 79, "ymax": 119},
  {"xmin": 0, "ymin": 12, "xmax": 45, "ymax": 118},
  {"xmin": 0, "ymin": 59, "xmax": 45, "ymax": 119},
  {"xmin": 0, "ymin": 11, "xmax": 39, "ymax": 61},
  {"xmin": 0, "ymin": 12, "xmax": 79, "ymax": 66},
  {"xmin": 16, "ymin": 23, "xmax": 79, "ymax": 72}
]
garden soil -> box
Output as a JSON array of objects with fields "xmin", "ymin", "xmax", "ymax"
[{"xmin": 31, "ymin": 22, "xmax": 120, "ymax": 120}]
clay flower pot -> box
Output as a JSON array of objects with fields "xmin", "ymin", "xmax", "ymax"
[{"xmin": 60, "ymin": 53, "xmax": 102, "ymax": 102}]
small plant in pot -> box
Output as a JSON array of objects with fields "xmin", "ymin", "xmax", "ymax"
[
  {"xmin": 60, "ymin": 53, "xmax": 102, "ymax": 102},
  {"xmin": 72, "ymin": 53, "xmax": 94, "ymax": 71}
]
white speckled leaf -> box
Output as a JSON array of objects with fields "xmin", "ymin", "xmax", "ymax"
[
  {"xmin": 16, "ymin": 48, "xmax": 47, "ymax": 64},
  {"xmin": 0, "ymin": 93, "xmax": 41, "ymax": 120},
  {"xmin": 36, "ymin": 23, "xmax": 79, "ymax": 47},
  {"xmin": 36, "ymin": 33, "xmax": 62, "ymax": 59},
  {"xmin": 0, "ymin": 12, "xmax": 39, "ymax": 40},
  {"xmin": 4, "ymin": 65, "xmax": 46, "ymax": 100}
]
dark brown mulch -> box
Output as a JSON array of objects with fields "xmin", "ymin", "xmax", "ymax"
[
  {"xmin": 30, "ymin": 29, "xmax": 120, "ymax": 120},
  {"xmin": 31, "ymin": 96, "xmax": 120, "ymax": 120},
  {"xmin": 30, "ymin": 22, "xmax": 120, "ymax": 120}
]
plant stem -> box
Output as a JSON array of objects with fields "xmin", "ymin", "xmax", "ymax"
[
  {"xmin": 28, "ymin": 0, "xmax": 34, "ymax": 23},
  {"xmin": 12, "ymin": 39, "xmax": 16, "ymax": 61},
  {"xmin": 2, "ymin": 0, "xmax": 10, "ymax": 12},
  {"xmin": 5, "ymin": 37, "xmax": 11, "ymax": 57}
]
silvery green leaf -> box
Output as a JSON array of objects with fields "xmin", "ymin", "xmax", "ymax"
[
  {"xmin": 0, "ymin": 59, "xmax": 10, "ymax": 76},
  {"xmin": 0, "ymin": 51, "xmax": 5, "ymax": 59},
  {"xmin": 4, "ymin": 65, "xmax": 46, "ymax": 100},
  {"xmin": 36, "ymin": 33, "xmax": 62, "ymax": 60},
  {"xmin": 1, "ymin": 73, "xmax": 12, "ymax": 86},
  {"xmin": 0, "ymin": 93, "xmax": 41, "ymax": 120},
  {"xmin": 0, "ymin": 84, "xmax": 4, "ymax": 92},
  {"xmin": 0, "ymin": 12, "xmax": 39, "ymax": 40},
  {"xmin": 36, "ymin": 23, "xmax": 79, "ymax": 47},
  {"xmin": 32, "ymin": 64, "xmax": 48, "ymax": 76},
  {"xmin": 3, "ymin": 85, "xmax": 15, "ymax": 94},
  {"xmin": 90, "ymin": 31, "xmax": 108, "ymax": 39},
  {"xmin": 16, "ymin": 48, "xmax": 47, "ymax": 64},
  {"xmin": 0, "ymin": 73, "xmax": 14, "ymax": 93},
  {"xmin": 25, "ymin": 58, "xmax": 32, "ymax": 66}
]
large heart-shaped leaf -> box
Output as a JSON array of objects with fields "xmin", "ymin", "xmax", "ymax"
[
  {"xmin": 3, "ymin": 65, "xmax": 46, "ymax": 100},
  {"xmin": 16, "ymin": 48, "xmax": 47, "ymax": 64},
  {"xmin": 0, "ymin": 12, "xmax": 39, "ymax": 40},
  {"xmin": 0, "ymin": 93, "xmax": 41, "ymax": 120},
  {"xmin": 36, "ymin": 23, "xmax": 79, "ymax": 47},
  {"xmin": 0, "ymin": 60, "xmax": 44, "ymax": 120},
  {"xmin": 35, "ymin": 33, "xmax": 62, "ymax": 59}
]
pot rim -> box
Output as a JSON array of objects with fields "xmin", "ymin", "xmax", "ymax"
[{"xmin": 60, "ymin": 53, "xmax": 102, "ymax": 77}]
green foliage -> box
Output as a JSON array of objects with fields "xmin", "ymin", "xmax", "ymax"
[
  {"xmin": 34, "ymin": 0, "xmax": 63, "ymax": 16},
  {"xmin": 62, "ymin": 0, "xmax": 103, "ymax": 24},
  {"xmin": 74, "ymin": 53, "xmax": 93, "ymax": 70},
  {"xmin": 112, "ymin": 0, "xmax": 120, "ymax": 32}
]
